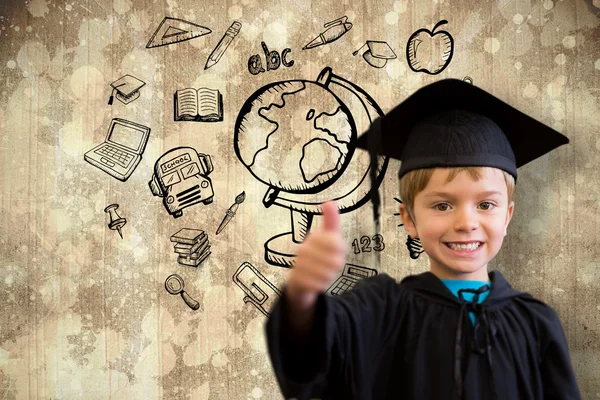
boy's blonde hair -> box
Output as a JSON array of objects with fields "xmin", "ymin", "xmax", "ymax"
[{"xmin": 398, "ymin": 167, "xmax": 515, "ymax": 223}]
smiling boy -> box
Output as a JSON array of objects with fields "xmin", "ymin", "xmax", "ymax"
[
  {"xmin": 265, "ymin": 79, "xmax": 581, "ymax": 399},
  {"xmin": 399, "ymin": 166, "xmax": 514, "ymax": 282}
]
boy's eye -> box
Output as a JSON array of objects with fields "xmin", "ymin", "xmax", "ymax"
[
  {"xmin": 434, "ymin": 203, "xmax": 450, "ymax": 211},
  {"xmin": 479, "ymin": 202, "xmax": 495, "ymax": 211}
]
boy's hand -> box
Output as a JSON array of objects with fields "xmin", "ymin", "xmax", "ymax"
[{"xmin": 286, "ymin": 201, "xmax": 348, "ymax": 311}]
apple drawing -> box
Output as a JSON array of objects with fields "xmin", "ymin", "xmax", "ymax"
[{"xmin": 406, "ymin": 20, "xmax": 454, "ymax": 75}]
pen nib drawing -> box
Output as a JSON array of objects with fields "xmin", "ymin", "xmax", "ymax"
[{"xmin": 216, "ymin": 191, "xmax": 246, "ymax": 235}]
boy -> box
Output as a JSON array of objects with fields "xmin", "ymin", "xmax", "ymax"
[{"xmin": 265, "ymin": 79, "xmax": 581, "ymax": 399}]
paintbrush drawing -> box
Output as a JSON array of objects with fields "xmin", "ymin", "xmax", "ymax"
[{"xmin": 216, "ymin": 191, "xmax": 246, "ymax": 234}]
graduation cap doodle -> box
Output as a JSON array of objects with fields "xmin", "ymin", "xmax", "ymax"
[
  {"xmin": 354, "ymin": 78, "xmax": 570, "ymax": 229},
  {"xmin": 108, "ymin": 75, "xmax": 145, "ymax": 105},
  {"xmin": 353, "ymin": 41, "xmax": 397, "ymax": 68},
  {"xmin": 146, "ymin": 17, "xmax": 211, "ymax": 48}
]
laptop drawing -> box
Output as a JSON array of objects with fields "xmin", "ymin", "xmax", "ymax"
[
  {"xmin": 326, "ymin": 263, "xmax": 378, "ymax": 296},
  {"xmin": 84, "ymin": 118, "xmax": 151, "ymax": 182}
]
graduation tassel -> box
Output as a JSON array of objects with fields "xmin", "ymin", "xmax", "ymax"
[
  {"xmin": 367, "ymin": 117, "xmax": 383, "ymax": 236},
  {"xmin": 108, "ymin": 87, "xmax": 116, "ymax": 105},
  {"xmin": 108, "ymin": 83, "xmax": 126, "ymax": 105},
  {"xmin": 369, "ymin": 141, "xmax": 382, "ymax": 271},
  {"xmin": 370, "ymin": 149, "xmax": 381, "ymax": 234},
  {"xmin": 365, "ymin": 117, "xmax": 385, "ymax": 270},
  {"xmin": 352, "ymin": 42, "xmax": 368, "ymax": 57}
]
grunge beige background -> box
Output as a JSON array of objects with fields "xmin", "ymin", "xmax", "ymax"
[{"xmin": 1, "ymin": 0, "xmax": 599, "ymax": 398}]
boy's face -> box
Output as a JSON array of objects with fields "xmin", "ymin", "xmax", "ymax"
[{"xmin": 398, "ymin": 167, "xmax": 514, "ymax": 281}]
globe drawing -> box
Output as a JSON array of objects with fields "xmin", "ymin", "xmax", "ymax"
[
  {"xmin": 235, "ymin": 80, "xmax": 356, "ymax": 195},
  {"xmin": 234, "ymin": 67, "xmax": 389, "ymax": 267}
]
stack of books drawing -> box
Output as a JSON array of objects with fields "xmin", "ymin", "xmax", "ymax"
[{"xmin": 170, "ymin": 228, "xmax": 211, "ymax": 267}]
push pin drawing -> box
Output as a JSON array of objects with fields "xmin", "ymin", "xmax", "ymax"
[{"xmin": 104, "ymin": 204, "xmax": 126, "ymax": 239}]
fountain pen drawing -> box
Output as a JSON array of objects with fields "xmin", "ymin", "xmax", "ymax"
[{"xmin": 303, "ymin": 16, "xmax": 353, "ymax": 50}]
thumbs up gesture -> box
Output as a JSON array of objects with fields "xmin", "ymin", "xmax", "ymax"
[{"xmin": 286, "ymin": 201, "xmax": 348, "ymax": 310}]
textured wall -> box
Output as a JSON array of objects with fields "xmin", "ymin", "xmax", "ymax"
[{"xmin": 0, "ymin": 0, "xmax": 599, "ymax": 398}]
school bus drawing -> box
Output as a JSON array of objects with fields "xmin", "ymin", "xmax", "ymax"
[{"xmin": 149, "ymin": 146, "xmax": 214, "ymax": 218}]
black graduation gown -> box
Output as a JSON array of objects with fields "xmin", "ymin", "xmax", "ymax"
[{"xmin": 265, "ymin": 270, "xmax": 581, "ymax": 400}]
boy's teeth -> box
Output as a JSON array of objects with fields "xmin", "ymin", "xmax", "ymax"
[{"xmin": 447, "ymin": 242, "xmax": 481, "ymax": 251}]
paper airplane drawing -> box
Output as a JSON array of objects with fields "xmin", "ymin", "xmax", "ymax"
[{"xmin": 146, "ymin": 17, "xmax": 212, "ymax": 48}]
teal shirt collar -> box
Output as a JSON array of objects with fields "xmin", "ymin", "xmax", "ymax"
[{"xmin": 440, "ymin": 279, "xmax": 492, "ymax": 325}]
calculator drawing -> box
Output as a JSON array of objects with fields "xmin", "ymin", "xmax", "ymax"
[
  {"xmin": 326, "ymin": 263, "xmax": 378, "ymax": 296},
  {"xmin": 84, "ymin": 118, "xmax": 151, "ymax": 182},
  {"xmin": 233, "ymin": 262, "xmax": 281, "ymax": 317}
]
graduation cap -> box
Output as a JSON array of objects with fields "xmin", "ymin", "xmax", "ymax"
[
  {"xmin": 355, "ymin": 78, "xmax": 569, "ymax": 228},
  {"xmin": 353, "ymin": 40, "xmax": 397, "ymax": 68},
  {"xmin": 108, "ymin": 75, "xmax": 146, "ymax": 105}
]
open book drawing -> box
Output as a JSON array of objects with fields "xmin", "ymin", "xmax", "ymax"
[{"xmin": 174, "ymin": 87, "xmax": 223, "ymax": 122}]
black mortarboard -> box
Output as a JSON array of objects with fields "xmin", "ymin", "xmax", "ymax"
[{"xmin": 355, "ymin": 78, "xmax": 569, "ymax": 227}]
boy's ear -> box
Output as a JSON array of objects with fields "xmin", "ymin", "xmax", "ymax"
[
  {"xmin": 504, "ymin": 200, "xmax": 515, "ymax": 236},
  {"xmin": 398, "ymin": 203, "xmax": 419, "ymax": 238}
]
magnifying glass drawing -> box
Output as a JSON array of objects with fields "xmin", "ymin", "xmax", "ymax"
[{"xmin": 165, "ymin": 274, "xmax": 200, "ymax": 310}]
